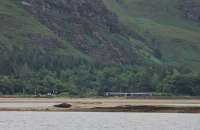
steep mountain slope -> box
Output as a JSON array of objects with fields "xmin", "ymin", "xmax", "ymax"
[
  {"xmin": 0, "ymin": 0, "xmax": 161, "ymax": 96},
  {"xmin": 0, "ymin": 0, "xmax": 200, "ymax": 96},
  {"xmin": 18, "ymin": 0, "xmax": 160, "ymax": 65},
  {"xmin": 104, "ymin": 0, "xmax": 200, "ymax": 70},
  {"xmin": 0, "ymin": 0, "xmax": 91, "ymax": 75}
]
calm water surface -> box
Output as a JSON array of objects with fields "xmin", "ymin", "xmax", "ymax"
[{"xmin": 0, "ymin": 112, "xmax": 199, "ymax": 130}]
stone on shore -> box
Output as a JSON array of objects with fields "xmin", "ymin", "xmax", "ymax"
[{"xmin": 54, "ymin": 103, "xmax": 72, "ymax": 108}]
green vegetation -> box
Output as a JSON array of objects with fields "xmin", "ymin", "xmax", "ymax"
[
  {"xmin": 103, "ymin": 0, "xmax": 200, "ymax": 70},
  {"xmin": 0, "ymin": 0, "xmax": 200, "ymax": 96},
  {"xmin": 1, "ymin": 65, "xmax": 200, "ymax": 97}
]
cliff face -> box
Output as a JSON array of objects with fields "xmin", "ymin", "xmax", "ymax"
[{"xmin": 21, "ymin": 0, "xmax": 137, "ymax": 64}]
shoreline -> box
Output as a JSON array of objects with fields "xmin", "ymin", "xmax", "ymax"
[
  {"xmin": 0, "ymin": 98, "xmax": 200, "ymax": 113},
  {"xmin": 0, "ymin": 106, "xmax": 200, "ymax": 113}
]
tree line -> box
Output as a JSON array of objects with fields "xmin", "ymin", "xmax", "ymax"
[{"xmin": 0, "ymin": 43, "xmax": 200, "ymax": 96}]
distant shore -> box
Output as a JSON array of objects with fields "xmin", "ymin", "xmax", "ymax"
[{"xmin": 0, "ymin": 98, "xmax": 200, "ymax": 113}]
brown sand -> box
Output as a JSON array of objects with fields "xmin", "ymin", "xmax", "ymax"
[{"xmin": 0, "ymin": 98, "xmax": 200, "ymax": 113}]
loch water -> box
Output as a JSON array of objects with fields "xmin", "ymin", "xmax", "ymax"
[{"xmin": 0, "ymin": 112, "xmax": 199, "ymax": 130}]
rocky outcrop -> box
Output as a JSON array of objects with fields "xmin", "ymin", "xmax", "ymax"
[
  {"xmin": 54, "ymin": 103, "xmax": 72, "ymax": 108},
  {"xmin": 181, "ymin": 0, "xmax": 200, "ymax": 22},
  {"xmin": 21, "ymin": 0, "xmax": 135, "ymax": 64},
  {"xmin": 22, "ymin": 0, "xmax": 120, "ymax": 32}
]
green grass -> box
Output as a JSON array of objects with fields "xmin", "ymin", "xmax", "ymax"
[
  {"xmin": 0, "ymin": 0, "xmax": 89, "ymax": 60},
  {"xmin": 1, "ymin": 0, "xmax": 200, "ymax": 71},
  {"xmin": 103, "ymin": 0, "xmax": 200, "ymax": 71}
]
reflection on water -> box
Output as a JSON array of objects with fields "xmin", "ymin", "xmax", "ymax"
[{"xmin": 0, "ymin": 112, "xmax": 199, "ymax": 130}]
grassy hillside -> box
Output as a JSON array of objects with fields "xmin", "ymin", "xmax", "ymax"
[
  {"xmin": 0, "ymin": 0, "xmax": 92, "ymax": 74},
  {"xmin": 0, "ymin": 0, "xmax": 200, "ymax": 96},
  {"xmin": 103, "ymin": 0, "xmax": 200, "ymax": 71},
  {"xmin": 18, "ymin": 0, "xmax": 163, "ymax": 65},
  {"xmin": 0, "ymin": 0, "xmax": 161, "ymax": 96}
]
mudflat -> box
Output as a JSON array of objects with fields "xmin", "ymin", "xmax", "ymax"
[{"xmin": 0, "ymin": 98, "xmax": 200, "ymax": 113}]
